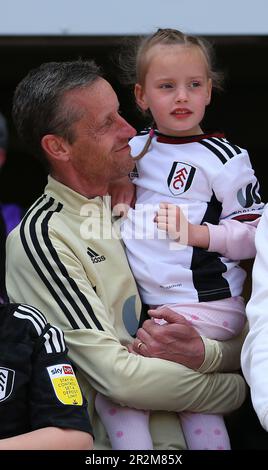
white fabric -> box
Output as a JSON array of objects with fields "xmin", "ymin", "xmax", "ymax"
[
  {"xmin": 159, "ymin": 296, "xmax": 246, "ymax": 340},
  {"xmin": 241, "ymin": 204, "xmax": 268, "ymax": 431},
  {"xmin": 122, "ymin": 132, "xmax": 263, "ymax": 305}
]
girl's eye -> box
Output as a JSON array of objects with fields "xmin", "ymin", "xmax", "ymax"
[
  {"xmin": 159, "ymin": 83, "xmax": 173, "ymax": 89},
  {"xmin": 190, "ymin": 81, "xmax": 201, "ymax": 88}
]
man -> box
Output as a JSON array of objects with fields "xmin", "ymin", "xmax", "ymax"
[{"xmin": 6, "ymin": 60, "xmax": 245, "ymax": 449}]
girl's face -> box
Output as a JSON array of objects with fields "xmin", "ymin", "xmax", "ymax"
[{"xmin": 135, "ymin": 44, "xmax": 212, "ymax": 137}]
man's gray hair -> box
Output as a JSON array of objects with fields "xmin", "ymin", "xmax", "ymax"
[{"xmin": 12, "ymin": 60, "xmax": 102, "ymax": 166}]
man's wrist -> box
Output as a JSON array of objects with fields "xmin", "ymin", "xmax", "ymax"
[{"xmin": 197, "ymin": 336, "xmax": 223, "ymax": 373}]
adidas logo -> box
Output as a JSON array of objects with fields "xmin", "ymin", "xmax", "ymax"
[{"xmin": 87, "ymin": 247, "xmax": 106, "ymax": 264}]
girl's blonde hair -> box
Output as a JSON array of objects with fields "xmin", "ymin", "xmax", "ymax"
[{"xmin": 136, "ymin": 28, "xmax": 223, "ymax": 89}]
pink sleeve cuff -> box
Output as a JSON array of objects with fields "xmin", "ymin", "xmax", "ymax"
[{"xmin": 205, "ymin": 218, "xmax": 259, "ymax": 260}]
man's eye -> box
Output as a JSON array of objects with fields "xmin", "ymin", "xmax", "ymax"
[{"xmin": 103, "ymin": 118, "xmax": 114, "ymax": 128}]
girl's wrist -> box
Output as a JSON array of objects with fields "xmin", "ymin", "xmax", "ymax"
[{"xmin": 188, "ymin": 223, "xmax": 210, "ymax": 249}]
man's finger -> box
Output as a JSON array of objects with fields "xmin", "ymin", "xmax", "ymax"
[
  {"xmin": 148, "ymin": 308, "xmax": 190, "ymax": 325},
  {"xmin": 133, "ymin": 337, "xmax": 150, "ymax": 356},
  {"xmin": 135, "ymin": 326, "xmax": 153, "ymax": 344}
]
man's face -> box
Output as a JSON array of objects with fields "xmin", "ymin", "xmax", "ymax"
[{"xmin": 64, "ymin": 79, "xmax": 136, "ymax": 187}]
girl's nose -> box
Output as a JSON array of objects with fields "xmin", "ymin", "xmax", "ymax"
[{"xmin": 175, "ymin": 87, "xmax": 188, "ymax": 102}]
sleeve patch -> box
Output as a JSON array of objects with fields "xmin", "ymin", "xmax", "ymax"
[
  {"xmin": 47, "ymin": 364, "xmax": 83, "ymax": 405},
  {"xmin": 0, "ymin": 367, "xmax": 15, "ymax": 402}
]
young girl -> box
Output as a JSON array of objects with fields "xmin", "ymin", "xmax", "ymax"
[{"xmin": 96, "ymin": 28, "xmax": 263, "ymax": 450}]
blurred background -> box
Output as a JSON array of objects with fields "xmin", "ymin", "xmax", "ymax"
[{"xmin": 0, "ymin": 0, "xmax": 267, "ymax": 209}]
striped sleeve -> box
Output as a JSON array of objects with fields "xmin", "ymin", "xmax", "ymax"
[
  {"xmin": 13, "ymin": 303, "xmax": 66, "ymax": 354},
  {"xmin": 209, "ymin": 143, "xmax": 264, "ymax": 221},
  {"xmin": 18, "ymin": 195, "xmax": 104, "ymax": 332}
]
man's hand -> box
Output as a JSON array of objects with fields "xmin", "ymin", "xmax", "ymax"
[{"xmin": 133, "ymin": 308, "xmax": 205, "ymax": 370}]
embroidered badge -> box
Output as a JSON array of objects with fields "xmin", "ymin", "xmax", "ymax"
[
  {"xmin": 0, "ymin": 367, "xmax": 15, "ymax": 402},
  {"xmin": 167, "ymin": 162, "xmax": 196, "ymax": 196},
  {"xmin": 47, "ymin": 364, "xmax": 83, "ymax": 405}
]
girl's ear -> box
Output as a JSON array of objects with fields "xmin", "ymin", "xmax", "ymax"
[
  {"xmin": 206, "ymin": 78, "xmax": 213, "ymax": 105},
  {"xmin": 134, "ymin": 83, "xmax": 149, "ymax": 111}
]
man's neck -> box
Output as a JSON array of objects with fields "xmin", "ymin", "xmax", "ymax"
[{"xmin": 51, "ymin": 172, "xmax": 109, "ymax": 199}]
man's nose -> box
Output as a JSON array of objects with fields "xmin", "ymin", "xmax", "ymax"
[{"xmin": 119, "ymin": 115, "xmax": 136, "ymax": 139}]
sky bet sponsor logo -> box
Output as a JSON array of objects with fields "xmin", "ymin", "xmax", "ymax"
[
  {"xmin": 50, "ymin": 365, "xmax": 74, "ymax": 377},
  {"xmin": 87, "ymin": 247, "xmax": 106, "ymax": 263},
  {"xmin": 47, "ymin": 364, "xmax": 83, "ymax": 405}
]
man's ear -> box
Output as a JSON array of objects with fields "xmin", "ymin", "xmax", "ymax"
[
  {"xmin": 134, "ymin": 84, "xmax": 148, "ymax": 111},
  {"xmin": 41, "ymin": 134, "xmax": 70, "ymax": 162}
]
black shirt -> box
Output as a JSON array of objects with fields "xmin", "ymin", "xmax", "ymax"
[{"xmin": 0, "ymin": 303, "xmax": 92, "ymax": 439}]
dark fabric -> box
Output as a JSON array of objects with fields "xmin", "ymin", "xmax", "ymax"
[
  {"xmin": 0, "ymin": 303, "xmax": 93, "ymax": 439},
  {"xmin": 226, "ymin": 392, "xmax": 268, "ymax": 449}
]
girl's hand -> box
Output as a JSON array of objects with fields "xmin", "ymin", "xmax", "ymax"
[
  {"xmin": 155, "ymin": 202, "xmax": 189, "ymax": 242},
  {"xmin": 155, "ymin": 202, "xmax": 209, "ymax": 248}
]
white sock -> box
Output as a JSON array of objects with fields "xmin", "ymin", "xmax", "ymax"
[
  {"xmin": 180, "ymin": 411, "xmax": 231, "ymax": 450},
  {"xmin": 95, "ymin": 392, "xmax": 154, "ymax": 450}
]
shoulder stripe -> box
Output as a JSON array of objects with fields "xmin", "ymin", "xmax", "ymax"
[
  {"xmin": 13, "ymin": 312, "xmax": 42, "ymax": 335},
  {"xmin": 14, "ymin": 303, "xmax": 66, "ymax": 354},
  {"xmin": 44, "ymin": 326, "xmax": 65, "ymax": 354},
  {"xmin": 17, "ymin": 304, "xmax": 47, "ymax": 327},
  {"xmin": 199, "ymin": 137, "xmax": 243, "ymax": 163},
  {"xmin": 54, "ymin": 325, "xmax": 65, "ymax": 350},
  {"xmin": 209, "ymin": 138, "xmax": 236, "ymax": 159},
  {"xmin": 220, "ymin": 138, "xmax": 242, "ymax": 155},
  {"xmin": 199, "ymin": 139, "xmax": 227, "ymax": 163},
  {"xmin": 20, "ymin": 303, "xmax": 47, "ymax": 326},
  {"xmin": 20, "ymin": 196, "xmax": 104, "ymax": 331}
]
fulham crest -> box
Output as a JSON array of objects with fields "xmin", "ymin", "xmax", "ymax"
[
  {"xmin": 167, "ymin": 162, "xmax": 196, "ymax": 196},
  {"xmin": 0, "ymin": 367, "xmax": 15, "ymax": 402}
]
